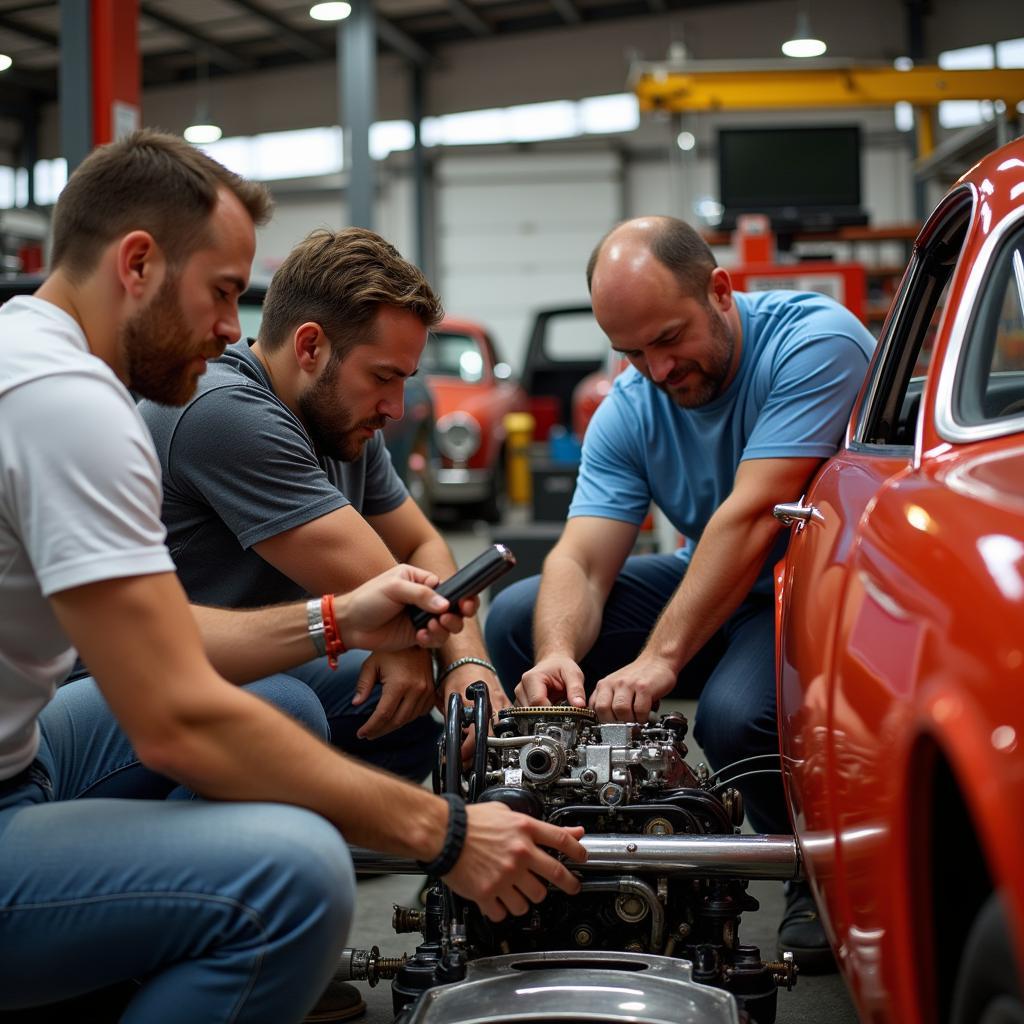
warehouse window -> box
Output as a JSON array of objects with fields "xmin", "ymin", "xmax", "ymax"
[
  {"xmin": 0, "ymin": 90, "xmax": 641, "ymax": 209},
  {"xmin": 936, "ymin": 38, "xmax": 1024, "ymax": 129}
]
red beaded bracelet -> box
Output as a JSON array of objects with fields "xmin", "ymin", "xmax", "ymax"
[{"xmin": 320, "ymin": 594, "xmax": 346, "ymax": 669}]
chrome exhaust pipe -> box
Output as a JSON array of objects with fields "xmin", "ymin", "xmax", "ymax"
[{"xmin": 350, "ymin": 833, "xmax": 802, "ymax": 881}]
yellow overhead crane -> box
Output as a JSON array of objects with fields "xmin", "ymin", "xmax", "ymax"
[{"xmin": 629, "ymin": 62, "xmax": 1024, "ymax": 155}]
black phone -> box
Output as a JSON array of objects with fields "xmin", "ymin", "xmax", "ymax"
[{"xmin": 408, "ymin": 543, "xmax": 517, "ymax": 630}]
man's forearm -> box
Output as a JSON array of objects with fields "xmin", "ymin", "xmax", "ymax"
[
  {"xmin": 533, "ymin": 551, "xmax": 606, "ymax": 663},
  {"xmin": 192, "ymin": 602, "xmax": 318, "ymax": 684},
  {"xmin": 149, "ymin": 672, "xmax": 450, "ymax": 856},
  {"xmin": 645, "ymin": 504, "xmax": 780, "ymax": 673}
]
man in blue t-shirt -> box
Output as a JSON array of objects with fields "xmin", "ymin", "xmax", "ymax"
[{"xmin": 485, "ymin": 215, "xmax": 874, "ymax": 970}]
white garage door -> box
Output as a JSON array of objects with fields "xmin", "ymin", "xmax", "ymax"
[{"xmin": 436, "ymin": 150, "xmax": 623, "ymax": 371}]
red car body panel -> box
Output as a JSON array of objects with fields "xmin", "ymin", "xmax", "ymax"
[{"xmin": 776, "ymin": 141, "xmax": 1024, "ymax": 1022}]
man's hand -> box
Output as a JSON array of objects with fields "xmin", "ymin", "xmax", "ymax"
[
  {"xmin": 515, "ymin": 654, "xmax": 587, "ymax": 708},
  {"xmin": 590, "ymin": 654, "xmax": 677, "ymax": 723},
  {"xmin": 445, "ymin": 802, "xmax": 586, "ymax": 921},
  {"xmin": 335, "ymin": 563, "xmax": 478, "ymax": 652},
  {"xmin": 354, "ymin": 647, "xmax": 435, "ymax": 739}
]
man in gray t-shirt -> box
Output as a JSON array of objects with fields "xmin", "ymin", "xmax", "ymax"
[
  {"xmin": 140, "ymin": 228, "xmax": 509, "ymax": 780},
  {"xmin": 145, "ymin": 339, "xmax": 408, "ymax": 609}
]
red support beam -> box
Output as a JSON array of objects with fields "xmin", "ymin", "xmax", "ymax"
[{"xmin": 91, "ymin": 0, "xmax": 139, "ymax": 146}]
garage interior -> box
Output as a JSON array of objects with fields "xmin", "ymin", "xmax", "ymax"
[{"xmin": 1, "ymin": 1, "xmax": 1022, "ymax": 1022}]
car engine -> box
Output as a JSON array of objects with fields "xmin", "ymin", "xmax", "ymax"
[{"xmin": 344, "ymin": 684, "xmax": 799, "ymax": 1024}]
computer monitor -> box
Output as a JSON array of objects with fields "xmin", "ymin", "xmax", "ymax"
[{"xmin": 718, "ymin": 125, "xmax": 868, "ymax": 233}]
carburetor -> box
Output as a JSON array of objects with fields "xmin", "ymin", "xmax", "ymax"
[{"xmin": 489, "ymin": 705, "xmax": 697, "ymax": 807}]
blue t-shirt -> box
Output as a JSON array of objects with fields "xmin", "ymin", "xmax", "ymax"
[{"xmin": 569, "ymin": 290, "xmax": 874, "ymax": 592}]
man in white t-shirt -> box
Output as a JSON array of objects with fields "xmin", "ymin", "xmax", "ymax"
[{"xmin": 0, "ymin": 130, "xmax": 585, "ymax": 1023}]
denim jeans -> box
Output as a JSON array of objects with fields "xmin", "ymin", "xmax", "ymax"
[
  {"xmin": 484, "ymin": 553, "xmax": 788, "ymax": 834},
  {"xmin": 0, "ymin": 676, "xmax": 355, "ymax": 1022},
  {"xmin": 286, "ymin": 651, "xmax": 441, "ymax": 783}
]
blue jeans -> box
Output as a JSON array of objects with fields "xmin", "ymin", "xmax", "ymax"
[
  {"xmin": 286, "ymin": 651, "xmax": 441, "ymax": 783},
  {"xmin": 484, "ymin": 553, "xmax": 788, "ymax": 834},
  {"xmin": 0, "ymin": 677, "xmax": 355, "ymax": 1022}
]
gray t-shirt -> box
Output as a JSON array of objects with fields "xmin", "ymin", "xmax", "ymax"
[{"xmin": 140, "ymin": 340, "xmax": 408, "ymax": 608}]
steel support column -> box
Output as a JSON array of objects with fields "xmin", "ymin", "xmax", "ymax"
[
  {"xmin": 411, "ymin": 62, "xmax": 432, "ymax": 279},
  {"xmin": 340, "ymin": 3, "xmax": 376, "ymax": 230},
  {"xmin": 59, "ymin": 0, "xmax": 91, "ymax": 173}
]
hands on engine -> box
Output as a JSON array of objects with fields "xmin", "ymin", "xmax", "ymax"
[
  {"xmin": 444, "ymin": 802, "xmax": 586, "ymax": 921},
  {"xmin": 590, "ymin": 654, "xmax": 677, "ymax": 722},
  {"xmin": 515, "ymin": 651, "xmax": 678, "ymax": 724},
  {"xmin": 514, "ymin": 653, "xmax": 587, "ymax": 708}
]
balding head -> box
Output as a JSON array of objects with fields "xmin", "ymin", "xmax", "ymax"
[{"xmin": 586, "ymin": 216, "xmax": 717, "ymax": 301}]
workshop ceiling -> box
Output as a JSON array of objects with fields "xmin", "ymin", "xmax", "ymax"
[{"xmin": 0, "ymin": 0, "xmax": 778, "ymax": 107}]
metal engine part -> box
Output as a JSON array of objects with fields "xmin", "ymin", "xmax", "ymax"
[{"xmin": 348, "ymin": 685, "xmax": 798, "ymax": 1024}]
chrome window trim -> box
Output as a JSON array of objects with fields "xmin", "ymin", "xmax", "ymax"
[
  {"xmin": 853, "ymin": 186, "xmax": 975, "ymax": 448},
  {"xmin": 935, "ymin": 201, "xmax": 1024, "ymax": 444}
]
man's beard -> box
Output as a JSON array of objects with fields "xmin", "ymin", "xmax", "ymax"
[
  {"xmin": 121, "ymin": 273, "xmax": 211, "ymax": 406},
  {"xmin": 656, "ymin": 305, "xmax": 735, "ymax": 408},
  {"xmin": 297, "ymin": 362, "xmax": 387, "ymax": 462}
]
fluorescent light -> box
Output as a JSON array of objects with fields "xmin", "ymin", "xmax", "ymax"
[
  {"xmin": 310, "ymin": 2, "xmax": 351, "ymax": 20},
  {"xmin": 782, "ymin": 11, "xmax": 826, "ymax": 58},
  {"xmin": 0, "ymin": 54, "xmax": 12, "ymax": 72},
  {"xmin": 184, "ymin": 123, "xmax": 223, "ymax": 144}
]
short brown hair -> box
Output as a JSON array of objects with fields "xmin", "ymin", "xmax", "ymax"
[
  {"xmin": 50, "ymin": 129, "xmax": 273, "ymax": 281},
  {"xmin": 586, "ymin": 216, "xmax": 717, "ymax": 298},
  {"xmin": 258, "ymin": 227, "xmax": 444, "ymax": 360}
]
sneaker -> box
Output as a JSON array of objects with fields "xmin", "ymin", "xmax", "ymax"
[
  {"xmin": 303, "ymin": 977, "xmax": 367, "ymax": 1023},
  {"xmin": 777, "ymin": 880, "xmax": 836, "ymax": 974}
]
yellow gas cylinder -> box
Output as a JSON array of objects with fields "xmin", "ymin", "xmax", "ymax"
[{"xmin": 503, "ymin": 411, "xmax": 535, "ymax": 505}]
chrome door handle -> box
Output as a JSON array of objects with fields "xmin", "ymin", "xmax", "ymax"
[{"xmin": 773, "ymin": 500, "xmax": 824, "ymax": 528}]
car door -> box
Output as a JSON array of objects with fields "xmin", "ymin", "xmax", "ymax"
[{"xmin": 776, "ymin": 187, "xmax": 974, "ymax": 986}]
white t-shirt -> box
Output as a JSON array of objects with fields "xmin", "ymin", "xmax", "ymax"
[{"xmin": 0, "ymin": 296, "xmax": 175, "ymax": 779}]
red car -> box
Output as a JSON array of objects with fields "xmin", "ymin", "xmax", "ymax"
[
  {"xmin": 422, "ymin": 316, "xmax": 528, "ymax": 522},
  {"xmin": 775, "ymin": 137, "xmax": 1024, "ymax": 1023}
]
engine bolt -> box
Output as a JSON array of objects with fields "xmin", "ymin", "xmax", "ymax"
[
  {"xmin": 392, "ymin": 905, "xmax": 424, "ymax": 933},
  {"xmin": 573, "ymin": 925, "xmax": 594, "ymax": 947}
]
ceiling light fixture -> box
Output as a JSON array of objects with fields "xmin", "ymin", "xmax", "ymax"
[
  {"xmin": 782, "ymin": 11, "xmax": 827, "ymax": 59},
  {"xmin": 184, "ymin": 56, "xmax": 222, "ymax": 145},
  {"xmin": 310, "ymin": 2, "xmax": 352, "ymax": 20},
  {"xmin": 184, "ymin": 120, "xmax": 223, "ymax": 144},
  {"xmin": 0, "ymin": 54, "xmax": 12, "ymax": 72}
]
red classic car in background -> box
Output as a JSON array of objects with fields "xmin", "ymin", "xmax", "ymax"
[
  {"xmin": 421, "ymin": 316, "xmax": 528, "ymax": 522},
  {"xmin": 572, "ymin": 349, "xmax": 628, "ymax": 438},
  {"xmin": 774, "ymin": 137, "xmax": 1024, "ymax": 1023}
]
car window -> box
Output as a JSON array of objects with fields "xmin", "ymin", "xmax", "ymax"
[
  {"xmin": 424, "ymin": 331, "xmax": 485, "ymax": 382},
  {"xmin": 857, "ymin": 191, "xmax": 971, "ymax": 448},
  {"xmin": 955, "ymin": 229, "xmax": 1024, "ymax": 427},
  {"xmin": 542, "ymin": 310, "xmax": 606, "ymax": 362}
]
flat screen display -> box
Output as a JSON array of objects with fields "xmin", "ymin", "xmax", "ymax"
[{"xmin": 718, "ymin": 125, "xmax": 863, "ymax": 227}]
